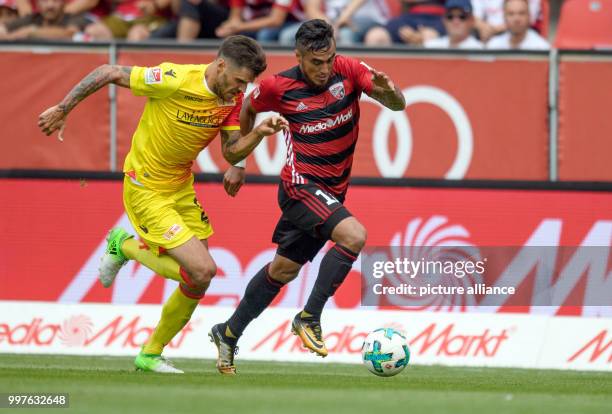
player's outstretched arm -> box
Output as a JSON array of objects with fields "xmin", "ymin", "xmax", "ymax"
[
  {"xmin": 366, "ymin": 68, "xmax": 406, "ymax": 111},
  {"xmin": 38, "ymin": 65, "xmax": 132, "ymax": 140},
  {"xmin": 221, "ymin": 116, "xmax": 288, "ymax": 164},
  {"xmin": 220, "ymin": 96, "xmax": 289, "ymax": 165}
]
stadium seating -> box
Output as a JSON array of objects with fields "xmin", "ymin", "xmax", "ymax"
[{"xmin": 555, "ymin": 0, "xmax": 612, "ymax": 49}]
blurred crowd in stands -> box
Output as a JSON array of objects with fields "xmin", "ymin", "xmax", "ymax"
[{"xmin": 0, "ymin": 0, "xmax": 610, "ymax": 50}]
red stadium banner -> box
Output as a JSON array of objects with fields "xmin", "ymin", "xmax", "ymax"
[
  {"xmin": 116, "ymin": 51, "xmax": 550, "ymax": 180},
  {"xmin": 0, "ymin": 49, "xmax": 550, "ymax": 180},
  {"xmin": 1, "ymin": 178, "xmax": 610, "ymax": 317},
  {"xmin": 0, "ymin": 51, "xmax": 110, "ymax": 170},
  {"xmin": 558, "ymin": 58, "xmax": 612, "ymax": 181}
]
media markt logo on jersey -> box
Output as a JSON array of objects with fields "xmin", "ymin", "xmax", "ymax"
[
  {"xmin": 299, "ymin": 108, "xmax": 353, "ymax": 134},
  {"xmin": 329, "ymin": 82, "xmax": 345, "ymax": 100}
]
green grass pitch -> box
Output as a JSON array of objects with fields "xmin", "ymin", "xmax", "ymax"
[{"xmin": 1, "ymin": 354, "xmax": 610, "ymax": 414}]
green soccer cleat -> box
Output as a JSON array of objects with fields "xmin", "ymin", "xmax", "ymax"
[
  {"xmin": 98, "ymin": 228, "xmax": 133, "ymax": 288},
  {"xmin": 209, "ymin": 323, "xmax": 238, "ymax": 375},
  {"xmin": 291, "ymin": 312, "xmax": 328, "ymax": 357},
  {"xmin": 134, "ymin": 351, "xmax": 184, "ymax": 374}
]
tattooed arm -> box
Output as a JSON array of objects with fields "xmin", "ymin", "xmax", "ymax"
[
  {"xmin": 366, "ymin": 68, "xmax": 406, "ymax": 111},
  {"xmin": 38, "ymin": 65, "xmax": 132, "ymax": 140},
  {"xmin": 220, "ymin": 96, "xmax": 289, "ymax": 165}
]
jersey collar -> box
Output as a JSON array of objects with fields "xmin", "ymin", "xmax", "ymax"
[{"xmin": 202, "ymin": 64, "xmax": 218, "ymax": 98}]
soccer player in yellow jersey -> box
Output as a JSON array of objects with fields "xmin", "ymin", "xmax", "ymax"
[{"xmin": 37, "ymin": 36, "xmax": 288, "ymax": 374}]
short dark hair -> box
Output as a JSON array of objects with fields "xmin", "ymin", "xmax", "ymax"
[
  {"xmin": 218, "ymin": 35, "xmax": 267, "ymax": 76},
  {"xmin": 295, "ymin": 19, "xmax": 335, "ymax": 52}
]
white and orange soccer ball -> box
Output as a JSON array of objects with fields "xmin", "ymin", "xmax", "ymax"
[{"xmin": 361, "ymin": 328, "xmax": 410, "ymax": 377}]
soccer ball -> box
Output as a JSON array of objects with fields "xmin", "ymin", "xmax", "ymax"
[{"xmin": 361, "ymin": 328, "xmax": 410, "ymax": 377}]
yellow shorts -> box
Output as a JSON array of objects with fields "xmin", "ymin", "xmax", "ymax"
[{"xmin": 123, "ymin": 175, "xmax": 213, "ymax": 255}]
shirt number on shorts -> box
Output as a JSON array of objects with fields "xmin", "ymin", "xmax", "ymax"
[{"xmin": 315, "ymin": 190, "xmax": 339, "ymax": 206}]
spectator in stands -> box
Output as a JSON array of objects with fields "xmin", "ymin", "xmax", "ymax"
[
  {"xmin": 486, "ymin": 0, "xmax": 548, "ymax": 49},
  {"xmin": 214, "ymin": 0, "xmax": 304, "ymax": 43},
  {"xmin": 0, "ymin": 0, "xmax": 18, "ymax": 25},
  {"xmin": 14, "ymin": 0, "xmax": 33, "ymax": 16},
  {"xmin": 82, "ymin": 0, "xmax": 170, "ymax": 40},
  {"xmin": 63, "ymin": 0, "xmax": 111, "ymax": 28},
  {"xmin": 425, "ymin": 0, "xmax": 483, "ymax": 48},
  {"xmin": 472, "ymin": 0, "xmax": 539, "ymax": 42},
  {"xmin": 0, "ymin": 0, "xmax": 88, "ymax": 39},
  {"xmin": 364, "ymin": 0, "xmax": 445, "ymax": 46},
  {"xmin": 275, "ymin": 0, "xmax": 327, "ymax": 45},
  {"xmin": 298, "ymin": 0, "xmax": 390, "ymax": 45},
  {"xmin": 175, "ymin": 0, "xmax": 229, "ymax": 41}
]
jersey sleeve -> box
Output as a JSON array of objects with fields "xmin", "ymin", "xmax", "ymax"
[
  {"xmin": 249, "ymin": 75, "xmax": 280, "ymax": 113},
  {"xmin": 130, "ymin": 62, "xmax": 183, "ymax": 99},
  {"xmin": 220, "ymin": 92, "xmax": 243, "ymax": 131},
  {"xmin": 349, "ymin": 57, "xmax": 375, "ymax": 95}
]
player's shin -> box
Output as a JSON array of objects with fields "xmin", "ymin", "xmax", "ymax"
[
  {"xmin": 142, "ymin": 285, "xmax": 203, "ymax": 355},
  {"xmin": 225, "ymin": 263, "xmax": 284, "ymax": 340},
  {"xmin": 303, "ymin": 244, "xmax": 358, "ymax": 319}
]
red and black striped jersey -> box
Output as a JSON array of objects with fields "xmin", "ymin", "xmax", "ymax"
[{"xmin": 250, "ymin": 55, "xmax": 373, "ymax": 196}]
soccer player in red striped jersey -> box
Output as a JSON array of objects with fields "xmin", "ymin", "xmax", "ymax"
[{"xmin": 209, "ymin": 19, "xmax": 406, "ymax": 374}]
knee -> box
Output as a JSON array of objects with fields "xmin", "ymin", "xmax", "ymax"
[
  {"xmin": 85, "ymin": 23, "xmax": 113, "ymax": 40},
  {"xmin": 278, "ymin": 30, "xmax": 293, "ymax": 45},
  {"xmin": 188, "ymin": 262, "xmax": 217, "ymax": 288},
  {"xmin": 127, "ymin": 25, "xmax": 150, "ymax": 41},
  {"xmin": 338, "ymin": 223, "xmax": 367, "ymax": 253},
  {"xmin": 364, "ymin": 27, "xmax": 391, "ymax": 46}
]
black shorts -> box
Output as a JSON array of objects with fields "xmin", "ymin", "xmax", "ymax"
[{"xmin": 272, "ymin": 181, "xmax": 352, "ymax": 265}]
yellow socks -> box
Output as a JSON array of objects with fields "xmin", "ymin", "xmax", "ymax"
[
  {"xmin": 142, "ymin": 286, "xmax": 200, "ymax": 355},
  {"xmin": 121, "ymin": 238, "xmax": 204, "ymax": 355}
]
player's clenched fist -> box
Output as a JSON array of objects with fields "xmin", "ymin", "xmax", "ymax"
[
  {"xmin": 38, "ymin": 105, "xmax": 67, "ymax": 142},
  {"xmin": 255, "ymin": 115, "xmax": 289, "ymax": 137}
]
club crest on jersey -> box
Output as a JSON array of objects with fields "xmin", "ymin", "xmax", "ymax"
[
  {"xmin": 329, "ymin": 82, "xmax": 345, "ymax": 100},
  {"xmin": 144, "ymin": 67, "xmax": 162, "ymax": 84}
]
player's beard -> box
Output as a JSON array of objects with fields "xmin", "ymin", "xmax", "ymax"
[
  {"xmin": 212, "ymin": 73, "xmax": 228, "ymax": 100},
  {"xmin": 218, "ymin": 73, "xmax": 239, "ymax": 102}
]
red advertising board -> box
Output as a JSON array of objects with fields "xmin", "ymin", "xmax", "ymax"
[
  {"xmin": 0, "ymin": 51, "xmax": 110, "ymax": 170},
  {"xmin": 0, "ymin": 49, "xmax": 550, "ymax": 180},
  {"xmin": 558, "ymin": 58, "xmax": 612, "ymax": 181},
  {"xmin": 116, "ymin": 51, "xmax": 550, "ymax": 180},
  {"xmin": 1, "ymin": 178, "xmax": 610, "ymax": 317}
]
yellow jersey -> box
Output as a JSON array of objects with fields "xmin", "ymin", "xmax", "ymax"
[{"xmin": 125, "ymin": 62, "xmax": 242, "ymax": 191}]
